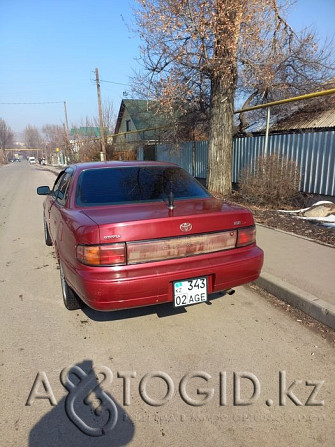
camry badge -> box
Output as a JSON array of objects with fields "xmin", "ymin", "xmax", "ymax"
[{"xmin": 180, "ymin": 223, "xmax": 192, "ymax": 232}]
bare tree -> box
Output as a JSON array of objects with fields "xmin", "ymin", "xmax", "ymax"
[
  {"xmin": 94, "ymin": 100, "xmax": 117, "ymax": 159},
  {"xmin": 42, "ymin": 125, "xmax": 66, "ymax": 163},
  {"xmin": 101, "ymin": 100, "xmax": 117, "ymax": 133},
  {"xmin": 23, "ymin": 125, "xmax": 43, "ymax": 149},
  {"xmin": 0, "ymin": 118, "xmax": 14, "ymax": 163},
  {"xmin": 237, "ymin": 26, "xmax": 335, "ymax": 132},
  {"xmin": 133, "ymin": 0, "xmax": 335, "ymax": 195},
  {"xmin": 71, "ymin": 101, "xmax": 117, "ymax": 162},
  {"xmin": 70, "ymin": 117, "xmax": 102, "ymax": 162}
]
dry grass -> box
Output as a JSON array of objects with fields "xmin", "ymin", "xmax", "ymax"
[{"xmin": 239, "ymin": 154, "xmax": 300, "ymax": 208}]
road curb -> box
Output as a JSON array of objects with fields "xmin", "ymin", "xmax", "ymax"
[
  {"xmin": 255, "ymin": 272, "xmax": 335, "ymax": 329},
  {"xmin": 35, "ymin": 165, "xmax": 62, "ymax": 176}
]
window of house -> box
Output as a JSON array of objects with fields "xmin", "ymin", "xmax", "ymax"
[{"xmin": 126, "ymin": 120, "xmax": 131, "ymax": 132}]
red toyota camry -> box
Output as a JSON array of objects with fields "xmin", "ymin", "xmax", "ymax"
[{"xmin": 37, "ymin": 161, "xmax": 263, "ymax": 311}]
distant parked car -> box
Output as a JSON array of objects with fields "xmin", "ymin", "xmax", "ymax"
[
  {"xmin": 28, "ymin": 157, "xmax": 36, "ymax": 164},
  {"xmin": 37, "ymin": 162, "xmax": 263, "ymax": 311}
]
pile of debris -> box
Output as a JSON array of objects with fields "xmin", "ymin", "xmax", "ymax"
[{"xmin": 279, "ymin": 201, "xmax": 335, "ymax": 228}]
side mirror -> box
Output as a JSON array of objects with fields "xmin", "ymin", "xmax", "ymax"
[{"xmin": 37, "ymin": 186, "xmax": 50, "ymax": 195}]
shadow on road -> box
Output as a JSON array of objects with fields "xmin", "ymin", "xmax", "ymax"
[
  {"xmin": 80, "ymin": 291, "xmax": 229, "ymax": 322},
  {"xmin": 82, "ymin": 301, "xmax": 187, "ymax": 322},
  {"xmin": 29, "ymin": 360, "xmax": 135, "ymax": 446}
]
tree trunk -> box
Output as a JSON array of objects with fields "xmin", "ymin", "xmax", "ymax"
[
  {"xmin": 1, "ymin": 145, "xmax": 6, "ymax": 164},
  {"xmin": 207, "ymin": 0, "xmax": 241, "ymax": 196},
  {"xmin": 207, "ymin": 77, "xmax": 235, "ymax": 196}
]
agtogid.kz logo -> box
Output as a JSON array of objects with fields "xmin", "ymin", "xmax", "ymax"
[{"xmin": 25, "ymin": 366, "xmax": 325, "ymax": 437}]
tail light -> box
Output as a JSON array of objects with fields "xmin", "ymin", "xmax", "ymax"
[
  {"xmin": 237, "ymin": 226, "xmax": 256, "ymax": 247},
  {"xmin": 127, "ymin": 231, "xmax": 237, "ymax": 265},
  {"xmin": 76, "ymin": 227, "xmax": 256, "ymax": 267},
  {"xmin": 77, "ymin": 243, "xmax": 126, "ymax": 266}
]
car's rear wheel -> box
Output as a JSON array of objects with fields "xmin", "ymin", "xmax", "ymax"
[
  {"xmin": 44, "ymin": 219, "xmax": 52, "ymax": 246},
  {"xmin": 59, "ymin": 263, "xmax": 82, "ymax": 310}
]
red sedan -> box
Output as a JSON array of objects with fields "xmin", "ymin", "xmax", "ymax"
[{"xmin": 37, "ymin": 161, "xmax": 263, "ymax": 311}]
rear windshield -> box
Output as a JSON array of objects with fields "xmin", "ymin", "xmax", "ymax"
[{"xmin": 76, "ymin": 166, "xmax": 210, "ymax": 206}]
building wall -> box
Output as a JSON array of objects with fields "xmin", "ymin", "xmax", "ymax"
[
  {"xmin": 113, "ymin": 109, "xmax": 140, "ymax": 147},
  {"xmin": 118, "ymin": 108, "xmax": 135, "ymax": 134}
]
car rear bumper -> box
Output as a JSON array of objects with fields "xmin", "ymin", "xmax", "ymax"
[{"xmin": 65, "ymin": 245, "xmax": 264, "ymax": 311}]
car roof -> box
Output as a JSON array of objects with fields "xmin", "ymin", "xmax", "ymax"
[{"xmin": 68, "ymin": 161, "xmax": 178, "ymax": 173}]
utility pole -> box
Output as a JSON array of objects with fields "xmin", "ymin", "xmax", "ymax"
[
  {"xmin": 63, "ymin": 101, "xmax": 70, "ymax": 164},
  {"xmin": 95, "ymin": 68, "xmax": 107, "ymax": 161},
  {"xmin": 63, "ymin": 101, "xmax": 69, "ymax": 133}
]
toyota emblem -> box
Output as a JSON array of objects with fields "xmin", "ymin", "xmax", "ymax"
[{"xmin": 180, "ymin": 223, "xmax": 192, "ymax": 232}]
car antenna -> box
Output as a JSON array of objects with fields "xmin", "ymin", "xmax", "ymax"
[{"xmin": 168, "ymin": 188, "xmax": 174, "ymax": 210}]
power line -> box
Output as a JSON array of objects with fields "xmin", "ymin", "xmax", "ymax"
[
  {"xmin": 0, "ymin": 101, "xmax": 64, "ymax": 105},
  {"xmin": 89, "ymin": 70, "xmax": 130, "ymax": 87},
  {"xmin": 99, "ymin": 79, "xmax": 130, "ymax": 86}
]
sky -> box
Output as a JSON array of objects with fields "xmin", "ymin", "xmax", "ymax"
[{"xmin": 1, "ymin": 0, "xmax": 335, "ymax": 138}]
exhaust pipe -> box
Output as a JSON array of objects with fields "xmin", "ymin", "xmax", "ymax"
[{"xmin": 227, "ymin": 289, "xmax": 235, "ymax": 296}]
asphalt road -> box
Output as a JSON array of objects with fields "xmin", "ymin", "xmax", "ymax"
[{"xmin": 0, "ymin": 162, "xmax": 334, "ymax": 447}]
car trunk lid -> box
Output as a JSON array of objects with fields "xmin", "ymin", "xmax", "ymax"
[{"xmin": 81, "ymin": 198, "xmax": 254, "ymax": 244}]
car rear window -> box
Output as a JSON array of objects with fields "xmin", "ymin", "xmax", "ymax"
[{"xmin": 76, "ymin": 166, "xmax": 210, "ymax": 206}]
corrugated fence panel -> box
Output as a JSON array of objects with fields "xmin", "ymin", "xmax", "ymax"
[
  {"xmin": 233, "ymin": 131, "xmax": 335, "ymax": 196},
  {"xmin": 153, "ymin": 130, "xmax": 335, "ymax": 196},
  {"xmin": 156, "ymin": 142, "xmax": 208, "ymax": 178},
  {"xmin": 156, "ymin": 143, "xmax": 193, "ymax": 171},
  {"xmin": 194, "ymin": 141, "xmax": 208, "ymax": 178}
]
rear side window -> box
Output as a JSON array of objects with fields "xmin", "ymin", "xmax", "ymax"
[
  {"xmin": 52, "ymin": 169, "xmax": 73, "ymax": 206},
  {"xmin": 76, "ymin": 166, "xmax": 210, "ymax": 206},
  {"xmin": 52, "ymin": 172, "xmax": 65, "ymax": 199},
  {"xmin": 56, "ymin": 171, "xmax": 73, "ymax": 206}
]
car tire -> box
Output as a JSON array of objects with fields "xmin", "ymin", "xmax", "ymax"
[
  {"xmin": 44, "ymin": 219, "xmax": 52, "ymax": 246},
  {"xmin": 59, "ymin": 263, "xmax": 82, "ymax": 310}
]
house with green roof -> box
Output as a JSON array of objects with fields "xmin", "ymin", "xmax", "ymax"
[
  {"xmin": 70, "ymin": 127, "xmax": 109, "ymax": 138},
  {"xmin": 112, "ymin": 99, "xmax": 171, "ymax": 159}
]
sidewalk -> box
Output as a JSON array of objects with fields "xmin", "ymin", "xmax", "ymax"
[{"xmin": 255, "ymin": 225, "xmax": 335, "ymax": 329}]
